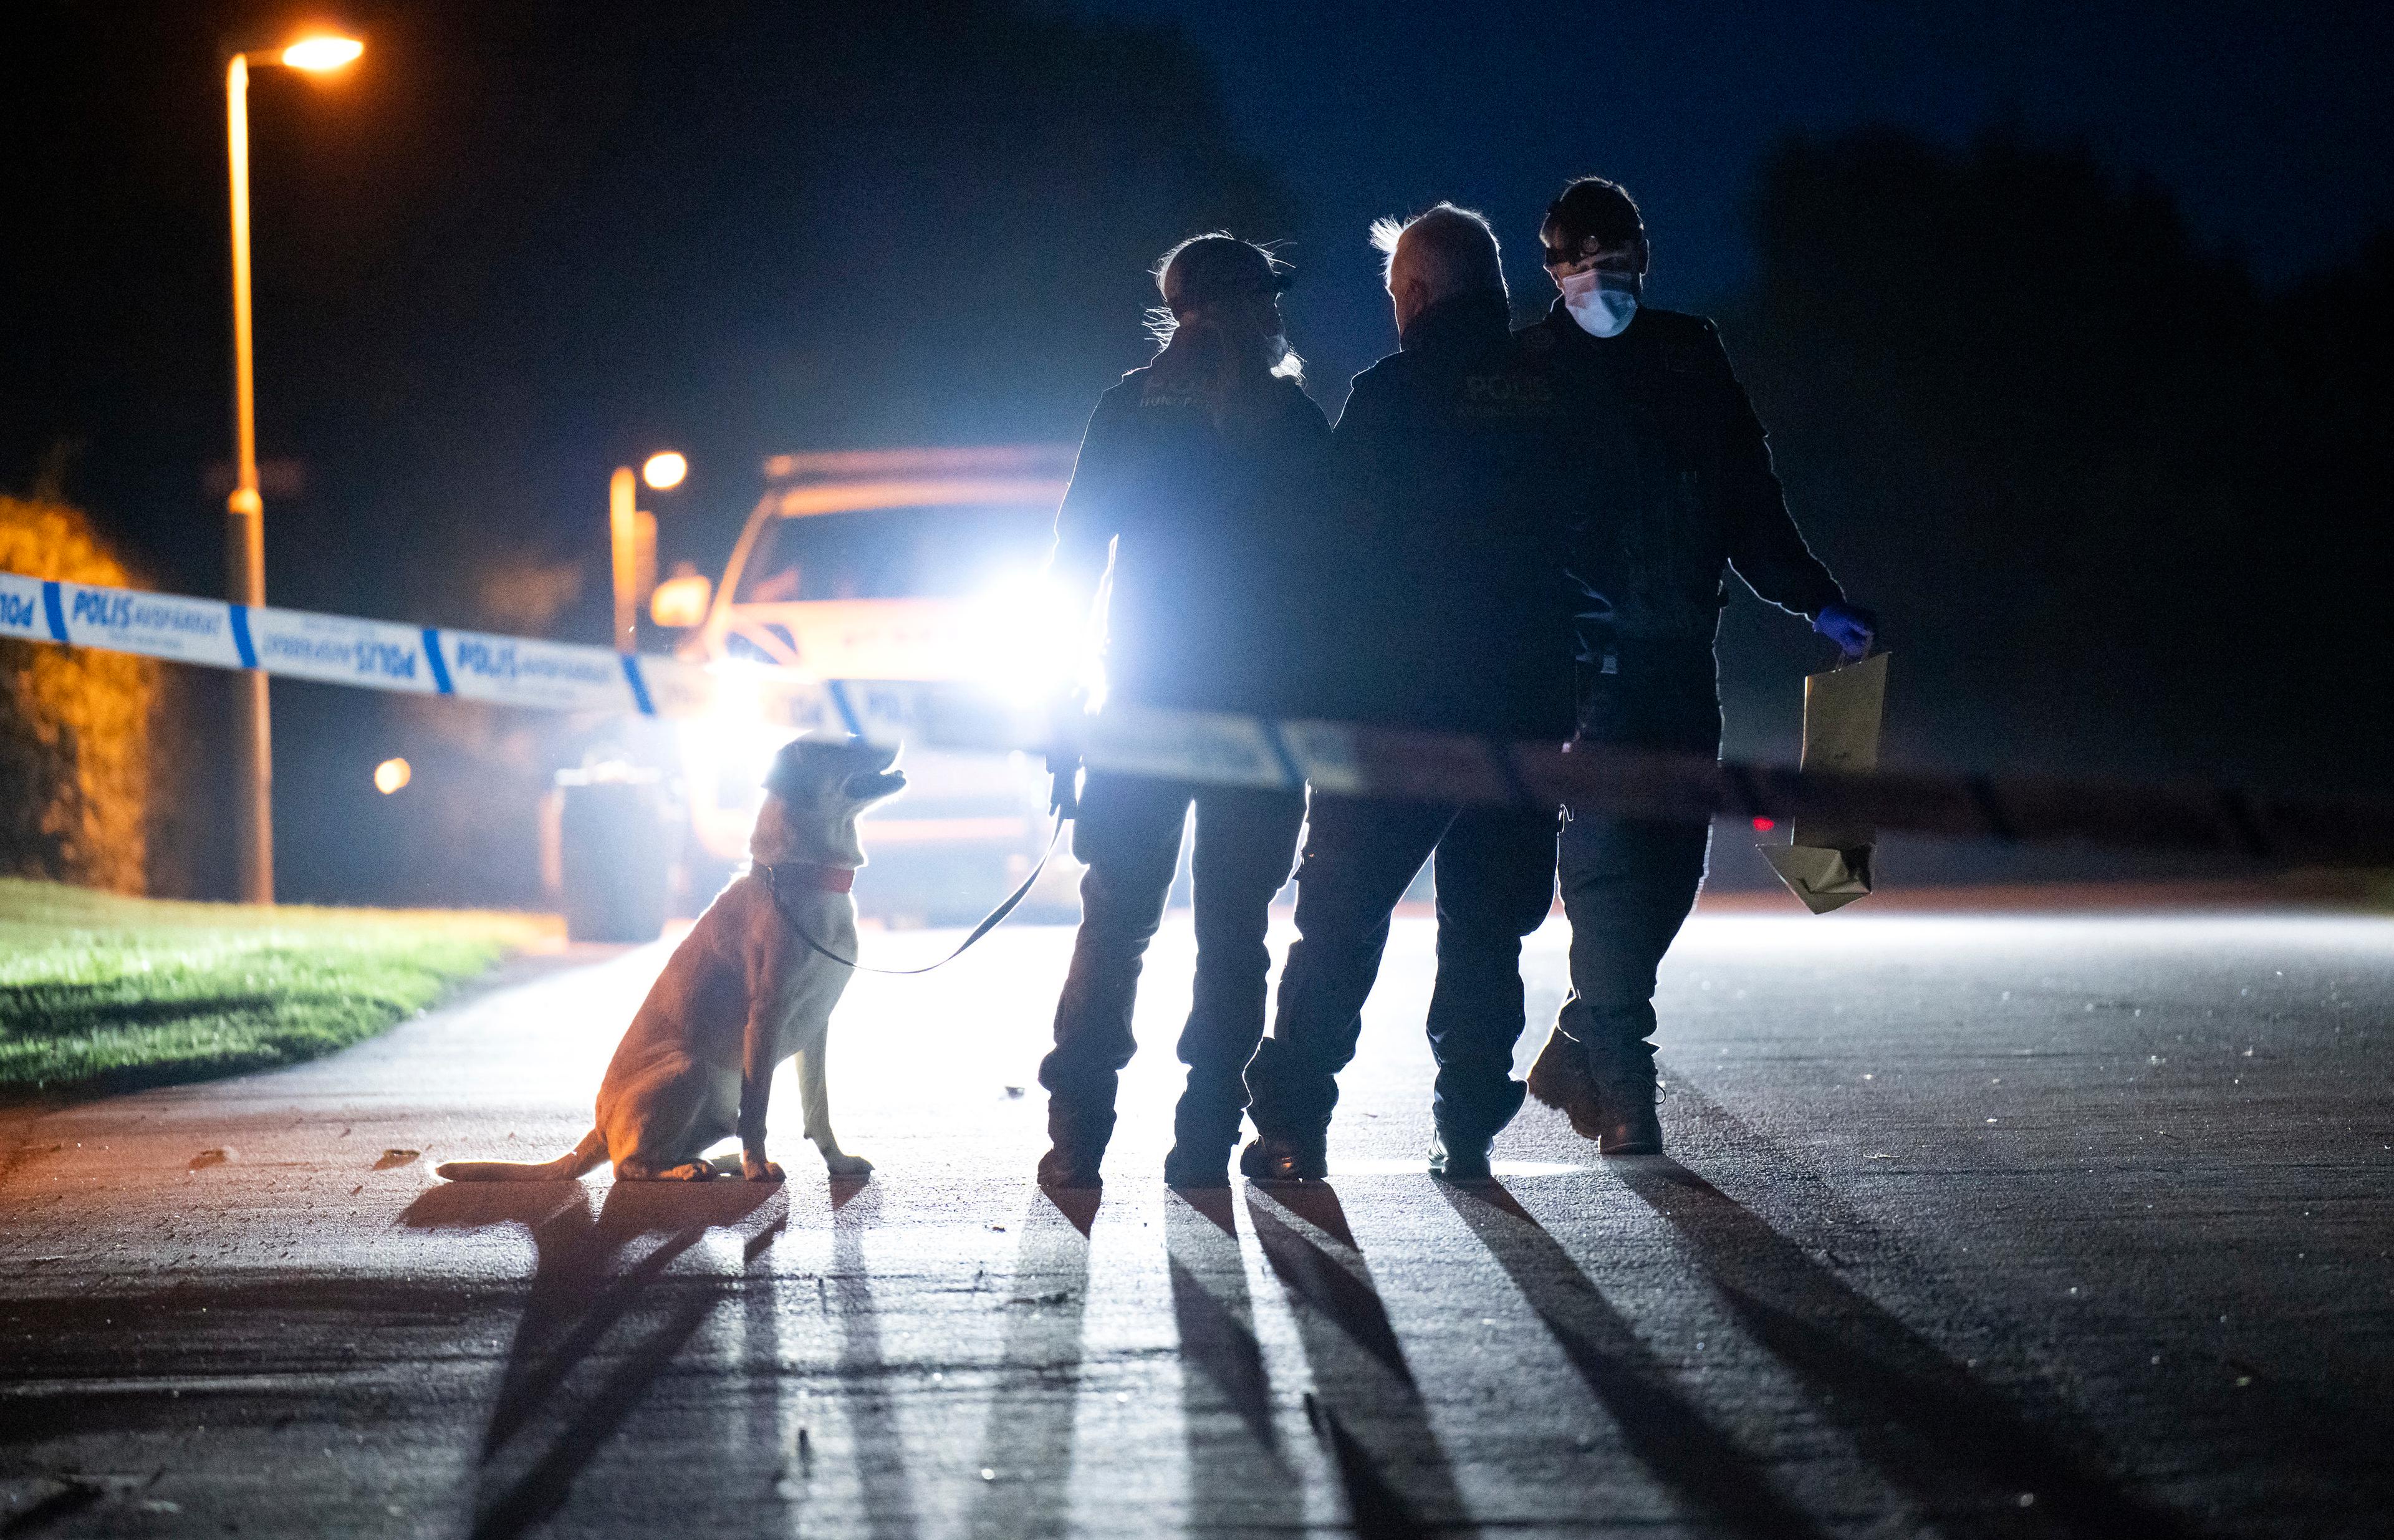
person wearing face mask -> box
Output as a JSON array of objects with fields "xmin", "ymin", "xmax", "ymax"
[
  {"xmin": 1035, "ymin": 233, "xmax": 1334, "ymax": 1191},
  {"xmin": 1241, "ymin": 205, "xmax": 1592, "ymax": 1186},
  {"xmin": 1526, "ymin": 176, "xmax": 1880, "ymax": 1156}
]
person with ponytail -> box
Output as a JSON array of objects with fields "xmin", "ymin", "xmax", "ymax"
[{"xmin": 1035, "ymin": 234, "xmax": 1332, "ymax": 1191}]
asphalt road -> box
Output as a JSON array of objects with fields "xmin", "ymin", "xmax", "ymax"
[{"xmin": 2, "ymin": 904, "xmax": 2389, "ymax": 1539}]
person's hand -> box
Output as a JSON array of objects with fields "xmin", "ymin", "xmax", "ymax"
[
  {"xmin": 1043, "ymin": 686, "xmax": 1085, "ymax": 817},
  {"xmin": 1813, "ymin": 602, "xmax": 1879, "ymax": 660},
  {"xmin": 1047, "ymin": 758, "xmax": 1081, "ymax": 819}
]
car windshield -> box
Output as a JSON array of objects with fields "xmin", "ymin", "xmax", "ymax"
[{"xmin": 734, "ymin": 504, "xmax": 1055, "ymax": 604}]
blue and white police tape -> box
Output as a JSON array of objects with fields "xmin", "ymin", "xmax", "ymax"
[
  {"xmin": 0, "ymin": 572, "xmax": 977, "ymax": 748},
  {"xmin": 8, "ymin": 571, "xmax": 2392, "ymax": 867},
  {"xmin": 0, "ymin": 571, "xmax": 727, "ymax": 719}
]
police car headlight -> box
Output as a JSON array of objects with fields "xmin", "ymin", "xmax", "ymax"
[{"xmin": 963, "ymin": 569, "xmax": 1087, "ymax": 705}]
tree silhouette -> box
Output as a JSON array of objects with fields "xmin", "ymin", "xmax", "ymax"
[{"xmin": 1719, "ymin": 127, "xmax": 2388, "ymax": 794}]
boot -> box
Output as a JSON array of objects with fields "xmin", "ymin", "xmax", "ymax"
[
  {"xmin": 1166, "ymin": 1081, "xmax": 1241, "ymax": 1190},
  {"xmin": 1163, "ymin": 1143, "xmax": 1231, "ymax": 1190},
  {"xmin": 1238, "ymin": 1133, "xmax": 1327, "ymax": 1185},
  {"xmin": 1585, "ymin": 1044, "xmax": 1663, "ymax": 1157},
  {"xmin": 1427, "ymin": 1127, "xmax": 1493, "ymax": 1184},
  {"xmin": 1525, "ymin": 1022, "xmax": 1607, "ymax": 1140},
  {"xmin": 1037, "ymin": 1104, "xmax": 1110, "ymax": 1189},
  {"xmin": 1036, "ymin": 1143, "xmax": 1104, "ymax": 1190}
]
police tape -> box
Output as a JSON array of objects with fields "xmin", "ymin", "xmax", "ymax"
[
  {"xmin": 7, "ymin": 572, "xmax": 2392, "ymax": 868},
  {"xmin": 975, "ymin": 706, "xmax": 2394, "ymax": 867}
]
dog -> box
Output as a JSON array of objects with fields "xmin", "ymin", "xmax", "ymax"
[{"xmin": 438, "ymin": 734, "xmax": 906, "ymax": 1183}]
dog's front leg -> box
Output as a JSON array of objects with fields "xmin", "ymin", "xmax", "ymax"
[
  {"xmin": 738, "ymin": 914, "xmax": 788, "ymax": 1183},
  {"xmin": 799, "ymin": 1042, "xmax": 873, "ymax": 1177}
]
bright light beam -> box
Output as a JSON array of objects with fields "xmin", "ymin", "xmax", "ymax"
[{"xmin": 958, "ymin": 568, "xmax": 1097, "ymax": 706}]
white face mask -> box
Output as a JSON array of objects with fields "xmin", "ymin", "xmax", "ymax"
[{"xmin": 1559, "ymin": 266, "xmax": 1640, "ymax": 338}]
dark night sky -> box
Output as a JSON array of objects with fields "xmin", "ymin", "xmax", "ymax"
[
  {"xmin": 11, "ymin": 1, "xmax": 2389, "ymax": 587},
  {"xmin": 1071, "ymin": 0, "xmax": 2394, "ymax": 402}
]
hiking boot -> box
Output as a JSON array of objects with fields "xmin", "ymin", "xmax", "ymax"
[
  {"xmin": 1163, "ymin": 1143, "xmax": 1231, "ymax": 1190},
  {"xmin": 1238, "ymin": 1135, "xmax": 1327, "ymax": 1185},
  {"xmin": 1427, "ymin": 1129, "xmax": 1493, "ymax": 1184},
  {"xmin": 1036, "ymin": 1143, "xmax": 1104, "ymax": 1190},
  {"xmin": 1525, "ymin": 1023, "xmax": 1607, "ymax": 1140},
  {"xmin": 1587, "ymin": 1051, "xmax": 1663, "ymax": 1157}
]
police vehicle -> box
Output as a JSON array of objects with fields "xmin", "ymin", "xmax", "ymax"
[{"xmin": 675, "ymin": 444, "xmax": 1085, "ymax": 923}]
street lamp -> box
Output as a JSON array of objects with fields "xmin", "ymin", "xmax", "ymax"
[
  {"xmin": 610, "ymin": 453, "xmax": 686, "ymax": 652},
  {"xmin": 224, "ymin": 31, "xmax": 363, "ymax": 904}
]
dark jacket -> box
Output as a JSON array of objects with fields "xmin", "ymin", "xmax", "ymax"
[
  {"xmin": 1327, "ymin": 290, "xmax": 1583, "ymax": 741},
  {"xmin": 1527, "ymin": 299, "xmax": 1844, "ymax": 653},
  {"xmin": 1049, "ymin": 365, "xmax": 1332, "ymax": 717}
]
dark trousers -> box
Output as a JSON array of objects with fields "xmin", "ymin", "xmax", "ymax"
[
  {"xmin": 1245, "ymin": 795, "xmax": 1559, "ymax": 1145},
  {"xmin": 1039, "ymin": 772, "xmax": 1304, "ymax": 1157},
  {"xmin": 1555, "ymin": 649, "xmax": 1720, "ymax": 1066},
  {"xmin": 1554, "ymin": 812, "xmax": 1710, "ymax": 1065}
]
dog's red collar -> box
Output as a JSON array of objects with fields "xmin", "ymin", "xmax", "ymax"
[{"xmin": 766, "ymin": 861, "xmax": 854, "ymax": 895}]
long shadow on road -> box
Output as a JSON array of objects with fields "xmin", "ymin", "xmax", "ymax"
[
  {"xmin": 1168, "ymin": 1187, "xmax": 1304, "ymax": 1534},
  {"xmin": 1247, "ymin": 1182, "xmax": 1474, "ymax": 1539},
  {"xmin": 1612, "ymin": 1153, "xmax": 2199, "ymax": 1540},
  {"xmin": 1435, "ymin": 1178, "xmax": 1834, "ymax": 1539},
  {"xmin": 811, "ymin": 1177, "xmax": 920, "ymax": 1540},
  {"xmin": 398, "ymin": 1178, "xmax": 779, "ymax": 1540},
  {"xmin": 964, "ymin": 1187, "xmax": 1095, "ymax": 1540}
]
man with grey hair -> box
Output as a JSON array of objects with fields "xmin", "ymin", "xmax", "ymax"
[{"xmin": 1242, "ymin": 203, "xmax": 1597, "ymax": 1185}]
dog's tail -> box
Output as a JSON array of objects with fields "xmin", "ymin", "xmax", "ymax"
[{"xmin": 436, "ymin": 1128, "xmax": 607, "ymax": 1182}]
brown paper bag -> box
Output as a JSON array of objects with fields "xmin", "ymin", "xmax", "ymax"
[{"xmin": 1759, "ymin": 651, "xmax": 1887, "ymax": 914}]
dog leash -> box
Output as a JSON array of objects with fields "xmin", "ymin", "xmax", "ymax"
[{"xmin": 763, "ymin": 809, "xmax": 1067, "ymax": 976}]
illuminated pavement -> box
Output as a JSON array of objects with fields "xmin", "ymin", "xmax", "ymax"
[{"xmin": 3, "ymin": 907, "xmax": 2391, "ymax": 1538}]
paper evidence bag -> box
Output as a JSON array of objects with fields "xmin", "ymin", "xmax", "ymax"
[{"xmin": 1759, "ymin": 650, "xmax": 1888, "ymax": 914}]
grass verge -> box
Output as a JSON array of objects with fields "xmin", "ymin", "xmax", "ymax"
[{"xmin": 0, "ymin": 878, "xmax": 558, "ymax": 1099}]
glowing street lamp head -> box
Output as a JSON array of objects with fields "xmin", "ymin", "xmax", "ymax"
[
  {"xmin": 282, "ymin": 36, "xmax": 364, "ymax": 72},
  {"xmin": 373, "ymin": 757, "xmax": 411, "ymax": 794},
  {"xmin": 642, "ymin": 451, "xmax": 688, "ymax": 491}
]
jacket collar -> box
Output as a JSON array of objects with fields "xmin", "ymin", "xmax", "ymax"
[{"xmin": 1400, "ymin": 289, "xmax": 1512, "ymax": 356}]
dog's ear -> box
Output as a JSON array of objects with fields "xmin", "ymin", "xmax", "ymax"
[
  {"xmin": 763, "ymin": 741, "xmax": 802, "ymax": 802},
  {"xmin": 763, "ymin": 735, "xmax": 853, "ymax": 803}
]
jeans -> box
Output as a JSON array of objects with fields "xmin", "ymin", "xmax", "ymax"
[
  {"xmin": 1039, "ymin": 772, "xmax": 1304, "ymax": 1157},
  {"xmin": 1245, "ymin": 794, "xmax": 1558, "ymax": 1145}
]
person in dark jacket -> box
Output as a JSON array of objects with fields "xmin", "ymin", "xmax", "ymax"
[
  {"xmin": 1527, "ymin": 176, "xmax": 1878, "ymax": 1155},
  {"xmin": 1036, "ymin": 234, "xmax": 1332, "ymax": 1191},
  {"xmin": 1241, "ymin": 204, "xmax": 1586, "ymax": 1186}
]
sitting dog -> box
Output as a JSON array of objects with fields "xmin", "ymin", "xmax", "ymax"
[{"xmin": 438, "ymin": 734, "xmax": 906, "ymax": 1183}]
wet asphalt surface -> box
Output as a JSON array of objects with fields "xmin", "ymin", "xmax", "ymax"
[{"xmin": 1, "ymin": 905, "xmax": 2390, "ymax": 1539}]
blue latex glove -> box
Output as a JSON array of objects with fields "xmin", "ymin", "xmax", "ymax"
[{"xmin": 1813, "ymin": 602, "xmax": 1880, "ymax": 660}]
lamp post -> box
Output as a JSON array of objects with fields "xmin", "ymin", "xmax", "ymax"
[
  {"xmin": 224, "ymin": 33, "xmax": 363, "ymax": 905},
  {"xmin": 611, "ymin": 451, "xmax": 686, "ymax": 652}
]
